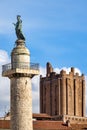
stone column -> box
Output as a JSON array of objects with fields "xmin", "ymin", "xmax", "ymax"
[
  {"xmin": 51, "ymin": 80, "xmax": 55, "ymax": 116},
  {"xmin": 2, "ymin": 40, "xmax": 39, "ymax": 130},
  {"xmin": 82, "ymin": 79, "xmax": 85, "ymax": 117},
  {"xmin": 57, "ymin": 78, "xmax": 60, "ymax": 115},
  {"xmin": 61, "ymin": 70, "xmax": 66, "ymax": 115},
  {"xmin": 74, "ymin": 79, "xmax": 77, "ymax": 116},
  {"xmin": 66, "ymin": 78, "xmax": 68, "ymax": 115},
  {"xmin": 10, "ymin": 76, "xmax": 32, "ymax": 130},
  {"xmin": 74, "ymin": 77, "xmax": 79, "ymax": 116},
  {"xmin": 10, "ymin": 40, "xmax": 33, "ymax": 130}
]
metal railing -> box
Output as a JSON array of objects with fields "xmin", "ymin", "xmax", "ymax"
[{"xmin": 2, "ymin": 62, "xmax": 39, "ymax": 72}]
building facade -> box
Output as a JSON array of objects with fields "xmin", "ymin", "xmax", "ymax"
[{"xmin": 40, "ymin": 62, "xmax": 85, "ymax": 117}]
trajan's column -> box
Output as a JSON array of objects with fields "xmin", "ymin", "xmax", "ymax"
[{"xmin": 2, "ymin": 15, "xmax": 39, "ymax": 130}]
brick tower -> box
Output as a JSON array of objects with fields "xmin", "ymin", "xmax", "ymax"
[
  {"xmin": 40, "ymin": 62, "xmax": 85, "ymax": 120},
  {"xmin": 2, "ymin": 40, "xmax": 39, "ymax": 130}
]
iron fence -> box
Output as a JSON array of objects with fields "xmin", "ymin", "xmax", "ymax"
[{"xmin": 2, "ymin": 62, "xmax": 39, "ymax": 72}]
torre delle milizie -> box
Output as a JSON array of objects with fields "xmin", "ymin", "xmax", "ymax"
[{"xmin": 1, "ymin": 16, "xmax": 87, "ymax": 130}]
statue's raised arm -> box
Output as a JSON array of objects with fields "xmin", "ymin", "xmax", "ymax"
[{"xmin": 13, "ymin": 15, "xmax": 25, "ymax": 41}]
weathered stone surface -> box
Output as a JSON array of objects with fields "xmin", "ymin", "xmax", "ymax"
[
  {"xmin": 10, "ymin": 41, "xmax": 34, "ymax": 130},
  {"xmin": 2, "ymin": 40, "xmax": 39, "ymax": 130},
  {"xmin": 40, "ymin": 62, "xmax": 85, "ymax": 121},
  {"xmin": 11, "ymin": 77, "xmax": 32, "ymax": 130}
]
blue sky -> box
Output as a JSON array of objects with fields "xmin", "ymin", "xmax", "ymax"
[
  {"xmin": 0, "ymin": 0, "xmax": 87, "ymax": 115},
  {"xmin": 0, "ymin": 0, "xmax": 87, "ymax": 73}
]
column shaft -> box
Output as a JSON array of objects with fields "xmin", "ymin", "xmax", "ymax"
[
  {"xmin": 10, "ymin": 77, "xmax": 33, "ymax": 130},
  {"xmin": 74, "ymin": 79, "xmax": 77, "ymax": 116},
  {"xmin": 61, "ymin": 77, "xmax": 66, "ymax": 115},
  {"xmin": 57, "ymin": 79, "xmax": 60, "ymax": 115},
  {"xmin": 82, "ymin": 80, "xmax": 85, "ymax": 117}
]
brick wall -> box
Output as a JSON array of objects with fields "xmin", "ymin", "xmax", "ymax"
[
  {"xmin": 0, "ymin": 120, "xmax": 10, "ymax": 129},
  {"xmin": 40, "ymin": 62, "xmax": 85, "ymax": 117}
]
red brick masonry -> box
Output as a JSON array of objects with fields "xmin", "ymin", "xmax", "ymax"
[{"xmin": 1, "ymin": 120, "xmax": 87, "ymax": 130}]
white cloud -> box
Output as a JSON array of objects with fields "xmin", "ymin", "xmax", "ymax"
[
  {"xmin": 0, "ymin": 50, "xmax": 10, "ymax": 64},
  {"xmin": 0, "ymin": 50, "xmax": 10, "ymax": 117},
  {"xmin": 32, "ymin": 75, "xmax": 39, "ymax": 113},
  {"xmin": 32, "ymin": 67, "xmax": 46, "ymax": 113},
  {"xmin": 54, "ymin": 67, "xmax": 81, "ymax": 75}
]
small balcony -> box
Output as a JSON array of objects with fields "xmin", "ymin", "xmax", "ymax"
[
  {"xmin": 2, "ymin": 62, "xmax": 39, "ymax": 77},
  {"xmin": 2, "ymin": 62, "xmax": 39, "ymax": 72}
]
